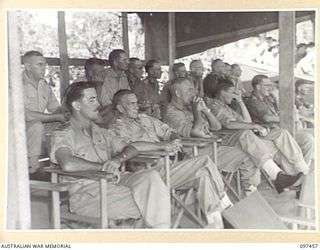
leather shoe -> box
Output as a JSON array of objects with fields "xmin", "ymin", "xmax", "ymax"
[{"xmin": 273, "ymin": 172, "xmax": 303, "ymax": 194}]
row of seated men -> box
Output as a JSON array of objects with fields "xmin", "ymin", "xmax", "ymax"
[{"xmin": 23, "ymin": 49, "xmax": 313, "ymax": 228}]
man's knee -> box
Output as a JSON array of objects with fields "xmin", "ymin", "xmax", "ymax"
[
  {"xmin": 143, "ymin": 169, "xmax": 164, "ymax": 183},
  {"xmin": 296, "ymin": 131, "xmax": 313, "ymax": 145},
  {"xmin": 195, "ymin": 154, "xmax": 213, "ymax": 166},
  {"xmin": 239, "ymin": 129, "xmax": 257, "ymax": 141}
]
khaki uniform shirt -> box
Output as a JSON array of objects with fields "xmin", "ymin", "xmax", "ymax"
[
  {"xmin": 140, "ymin": 77, "xmax": 161, "ymax": 105},
  {"xmin": 50, "ymin": 118, "xmax": 128, "ymax": 211},
  {"xmin": 109, "ymin": 114, "xmax": 174, "ymax": 143},
  {"xmin": 127, "ymin": 73, "xmax": 146, "ymax": 104},
  {"xmin": 100, "ymin": 68, "xmax": 130, "ymax": 107},
  {"xmin": 23, "ymin": 71, "xmax": 59, "ymax": 113},
  {"xmin": 206, "ymin": 98, "xmax": 244, "ymax": 127},
  {"xmin": 163, "ymin": 102, "xmax": 211, "ymax": 138},
  {"xmin": 246, "ymin": 91, "xmax": 278, "ymax": 123}
]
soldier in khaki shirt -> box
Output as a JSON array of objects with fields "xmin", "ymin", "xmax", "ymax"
[
  {"xmin": 246, "ymin": 75, "xmax": 314, "ymax": 165},
  {"xmin": 22, "ymin": 51, "xmax": 66, "ymax": 173},
  {"xmin": 108, "ymin": 89, "xmax": 233, "ymax": 228},
  {"xmin": 164, "ymin": 77, "xmax": 304, "ymax": 194},
  {"xmin": 51, "ymin": 81, "xmax": 171, "ymax": 228},
  {"xmin": 206, "ymin": 79, "xmax": 306, "ymax": 193},
  {"xmin": 100, "ymin": 49, "xmax": 130, "ymax": 108}
]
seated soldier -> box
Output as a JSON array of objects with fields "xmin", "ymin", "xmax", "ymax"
[
  {"xmin": 161, "ymin": 62, "xmax": 187, "ymax": 105},
  {"xmin": 295, "ymin": 79, "xmax": 314, "ymax": 129},
  {"xmin": 188, "ymin": 59, "xmax": 205, "ymax": 98},
  {"xmin": 139, "ymin": 59, "xmax": 163, "ymax": 119},
  {"xmin": 163, "ymin": 77, "xmax": 303, "ymax": 194},
  {"xmin": 127, "ymin": 57, "xmax": 158, "ymax": 118},
  {"xmin": 109, "ymin": 89, "xmax": 233, "ymax": 228},
  {"xmin": 100, "ymin": 49, "xmax": 130, "ymax": 108},
  {"xmin": 205, "ymin": 79, "xmax": 307, "ymax": 191},
  {"xmin": 22, "ymin": 51, "xmax": 66, "ymax": 173},
  {"xmin": 82, "ymin": 58, "xmax": 106, "ymax": 104},
  {"xmin": 50, "ymin": 81, "xmax": 171, "ymax": 228},
  {"xmin": 246, "ymin": 75, "xmax": 314, "ymax": 165}
]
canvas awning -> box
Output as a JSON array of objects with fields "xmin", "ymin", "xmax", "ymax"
[{"xmin": 138, "ymin": 11, "xmax": 315, "ymax": 61}]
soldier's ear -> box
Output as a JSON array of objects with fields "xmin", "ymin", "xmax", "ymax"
[
  {"xmin": 72, "ymin": 101, "xmax": 81, "ymax": 112},
  {"xmin": 24, "ymin": 62, "xmax": 31, "ymax": 71},
  {"xmin": 116, "ymin": 104, "xmax": 125, "ymax": 114},
  {"xmin": 175, "ymin": 89, "xmax": 180, "ymax": 98}
]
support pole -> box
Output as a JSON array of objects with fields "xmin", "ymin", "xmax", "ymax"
[
  {"xmin": 168, "ymin": 12, "xmax": 176, "ymax": 79},
  {"xmin": 279, "ymin": 11, "xmax": 295, "ymax": 136},
  {"xmin": 58, "ymin": 11, "xmax": 70, "ymax": 98},
  {"xmin": 7, "ymin": 11, "xmax": 31, "ymax": 229},
  {"xmin": 122, "ymin": 12, "xmax": 130, "ymax": 56}
]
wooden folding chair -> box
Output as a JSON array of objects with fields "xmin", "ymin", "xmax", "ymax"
[
  {"xmin": 181, "ymin": 135, "xmax": 243, "ymax": 202},
  {"xmin": 137, "ymin": 148, "xmax": 207, "ymax": 228},
  {"xmin": 34, "ymin": 166, "xmax": 114, "ymax": 229}
]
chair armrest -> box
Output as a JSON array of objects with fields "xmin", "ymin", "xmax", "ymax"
[
  {"xmin": 180, "ymin": 137, "xmax": 222, "ymax": 144},
  {"xmin": 30, "ymin": 180, "xmax": 70, "ymax": 192},
  {"xmin": 128, "ymin": 156, "xmax": 160, "ymax": 165},
  {"xmin": 212, "ymin": 129, "xmax": 242, "ymax": 135},
  {"xmin": 43, "ymin": 166, "xmax": 115, "ymax": 181},
  {"xmin": 138, "ymin": 150, "xmax": 176, "ymax": 157}
]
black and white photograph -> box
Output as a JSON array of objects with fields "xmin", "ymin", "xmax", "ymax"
[{"xmin": 6, "ymin": 7, "xmax": 317, "ymax": 237}]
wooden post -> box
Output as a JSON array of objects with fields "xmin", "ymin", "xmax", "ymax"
[
  {"xmin": 58, "ymin": 11, "xmax": 70, "ymax": 98},
  {"xmin": 311, "ymin": 15, "xmax": 315, "ymax": 42},
  {"xmin": 7, "ymin": 11, "xmax": 31, "ymax": 229},
  {"xmin": 279, "ymin": 12, "xmax": 295, "ymax": 136},
  {"xmin": 122, "ymin": 12, "xmax": 130, "ymax": 57},
  {"xmin": 168, "ymin": 12, "xmax": 176, "ymax": 79}
]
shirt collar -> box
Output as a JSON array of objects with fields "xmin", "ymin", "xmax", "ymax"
[
  {"xmin": 107, "ymin": 67, "xmax": 126, "ymax": 78},
  {"xmin": 212, "ymin": 98, "xmax": 229, "ymax": 108},
  {"xmin": 251, "ymin": 90, "xmax": 264, "ymax": 100},
  {"xmin": 22, "ymin": 70, "xmax": 45, "ymax": 88},
  {"xmin": 170, "ymin": 100, "xmax": 190, "ymax": 112}
]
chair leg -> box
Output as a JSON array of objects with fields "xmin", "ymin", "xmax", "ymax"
[
  {"xmin": 171, "ymin": 191, "xmax": 206, "ymax": 228},
  {"xmin": 100, "ymin": 178, "xmax": 108, "ymax": 229},
  {"xmin": 261, "ymin": 169, "xmax": 276, "ymax": 190},
  {"xmin": 172, "ymin": 189, "xmax": 192, "ymax": 228},
  {"xmin": 236, "ymin": 170, "xmax": 242, "ymax": 199},
  {"xmin": 221, "ymin": 174, "xmax": 241, "ymax": 202},
  {"xmin": 50, "ymin": 173, "xmax": 61, "ymax": 229}
]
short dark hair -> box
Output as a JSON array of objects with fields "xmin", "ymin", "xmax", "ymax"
[
  {"xmin": 169, "ymin": 77, "xmax": 192, "ymax": 97},
  {"xmin": 214, "ymin": 79, "xmax": 235, "ymax": 97},
  {"xmin": 295, "ymin": 79, "xmax": 309, "ymax": 93},
  {"xmin": 64, "ymin": 81, "xmax": 96, "ymax": 112},
  {"xmin": 145, "ymin": 59, "xmax": 160, "ymax": 74},
  {"xmin": 129, "ymin": 57, "xmax": 141, "ymax": 64},
  {"xmin": 112, "ymin": 89, "xmax": 134, "ymax": 108},
  {"xmin": 297, "ymin": 43, "xmax": 307, "ymax": 49},
  {"xmin": 307, "ymin": 42, "xmax": 315, "ymax": 48},
  {"xmin": 211, "ymin": 58, "xmax": 223, "ymax": 69},
  {"xmin": 251, "ymin": 74, "xmax": 269, "ymax": 89},
  {"xmin": 22, "ymin": 50, "xmax": 44, "ymax": 64},
  {"xmin": 231, "ymin": 64, "xmax": 240, "ymax": 70},
  {"xmin": 84, "ymin": 58, "xmax": 105, "ymax": 74},
  {"xmin": 172, "ymin": 62, "xmax": 185, "ymax": 73},
  {"xmin": 190, "ymin": 59, "xmax": 201, "ymax": 69},
  {"xmin": 109, "ymin": 49, "xmax": 125, "ymax": 66}
]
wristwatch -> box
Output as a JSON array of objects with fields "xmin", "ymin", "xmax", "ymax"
[{"xmin": 120, "ymin": 153, "xmax": 127, "ymax": 163}]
